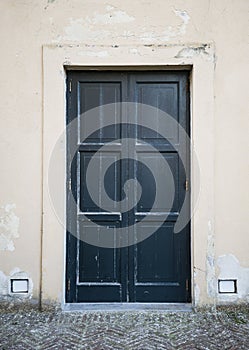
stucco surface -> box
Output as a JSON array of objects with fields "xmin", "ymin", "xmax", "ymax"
[{"xmin": 0, "ymin": 0, "xmax": 248, "ymax": 306}]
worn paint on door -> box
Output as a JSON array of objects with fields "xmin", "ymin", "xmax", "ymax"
[{"xmin": 66, "ymin": 71, "xmax": 191, "ymax": 303}]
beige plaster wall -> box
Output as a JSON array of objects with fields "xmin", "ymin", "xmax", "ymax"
[{"xmin": 0, "ymin": 0, "xmax": 248, "ymax": 306}]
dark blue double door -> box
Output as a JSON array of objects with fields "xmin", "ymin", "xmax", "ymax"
[{"xmin": 66, "ymin": 71, "xmax": 191, "ymax": 303}]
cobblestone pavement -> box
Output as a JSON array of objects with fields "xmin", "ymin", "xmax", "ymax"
[{"xmin": 0, "ymin": 305, "xmax": 249, "ymax": 349}]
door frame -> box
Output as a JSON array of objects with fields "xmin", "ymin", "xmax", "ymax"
[{"xmin": 42, "ymin": 43, "xmax": 215, "ymax": 309}]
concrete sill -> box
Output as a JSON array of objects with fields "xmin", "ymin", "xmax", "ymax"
[{"xmin": 63, "ymin": 302, "xmax": 192, "ymax": 312}]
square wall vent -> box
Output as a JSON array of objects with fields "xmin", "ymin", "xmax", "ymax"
[
  {"xmin": 10, "ymin": 279, "xmax": 29, "ymax": 293},
  {"xmin": 218, "ymin": 279, "xmax": 237, "ymax": 294}
]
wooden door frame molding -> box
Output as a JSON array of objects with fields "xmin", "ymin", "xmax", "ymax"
[{"xmin": 42, "ymin": 43, "xmax": 215, "ymax": 308}]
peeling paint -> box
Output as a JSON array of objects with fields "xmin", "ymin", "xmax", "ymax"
[
  {"xmin": 139, "ymin": 9, "xmax": 190, "ymax": 42},
  {"xmin": 217, "ymin": 254, "xmax": 249, "ymax": 302},
  {"xmin": 0, "ymin": 204, "xmax": 19, "ymax": 251},
  {"xmin": 63, "ymin": 18, "xmax": 110, "ymax": 42},
  {"xmin": 64, "ymin": 8, "xmax": 134, "ymax": 42},
  {"xmin": 62, "ymin": 8, "xmax": 190, "ymax": 44},
  {"xmin": 0, "ymin": 271, "xmax": 8, "ymax": 296},
  {"xmin": 44, "ymin": 0, "xmax": 56, "ymax": 10},
  {"xmin": 206, "ymin": 220, "xmax": 216, "ymax": 300},
  {"xmin": 193, "ymin": 271, "xmax": 200, "ymax": 306},
  {"xmin": 175, "ymin": 44, "xmax": 212, "ymax": 60},
  {"xmin": 86, "ymin": 8, "xmax": 135, "ymax": 25},
  {"xmin": 174, "ymin": 10, "xmax": 190, "ymax": 34}
]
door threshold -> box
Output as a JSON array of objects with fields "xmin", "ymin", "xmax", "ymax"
[{"xmin": 63, "ymin": 303, "xmax": 192, "ymax": 312}]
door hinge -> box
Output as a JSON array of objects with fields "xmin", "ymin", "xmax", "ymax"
[
  {"xmin": 186, "ymin": 279, "xmax": 189, "ymax": 292},
  {"xmin": 186, "ymin": 78, "xmax": 190, "ymax": 93},
  {"xmin": 185, "ymin": 179, "xmax": 189, "ymax": 191},
  {"xmin": 68, "ymin": 178, "xmax": 71, "ymax": 191},
  {"xmin": 67, "ymin": 279, "xmax": 71, "ymax": 292},
  {"xmin": 69, "ymin": 80, "xmax": 72, "ymax": 93}
]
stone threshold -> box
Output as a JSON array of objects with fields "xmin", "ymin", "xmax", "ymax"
[{"xmin": 63, "ymin": 302, "xmax": 192, "ymax": 312}]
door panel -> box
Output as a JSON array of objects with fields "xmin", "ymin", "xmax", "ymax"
[
  {"xmin": 79, "ymin": 82, "xmax": 122, "ymax": 142},
  {"xmin": 78, "ymin": 236, "xmax": 120, "ymax": 283},
  {"xmin": 80, "ymin": 152, "xmax": 122, "ymax": 212},
  {"xmin": 136, "ymin": 224, "xmax": 176, "ymax": 282},
  {"xmin": 136, "ymin": 83, "xmax": 179, "ymax": 144},
  {"xmin": 66, "ymin": 71, "xmax": 190, "ymax": 303},
  {"xmin": 136, "ymin": 152, "xmax": 179, "ymax": 212}
]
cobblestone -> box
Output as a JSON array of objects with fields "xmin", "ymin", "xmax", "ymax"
[{"xmin": 0, "ymin": 305, "xmax": 249, "ymax": 349}]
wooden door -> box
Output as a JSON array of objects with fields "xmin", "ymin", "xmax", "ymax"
[{"xmin": 66, "ymin": 71, "xmax": 191, "ymax": 303}]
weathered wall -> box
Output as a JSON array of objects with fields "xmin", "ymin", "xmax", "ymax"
[{"xmin": 0, "ymin": 0, "xmax": 248, "ymax": 306}]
